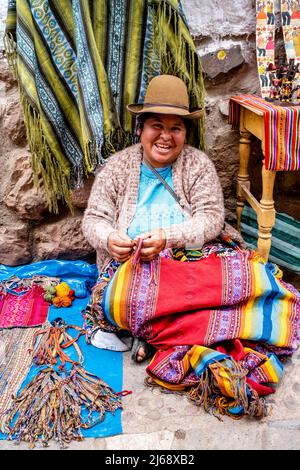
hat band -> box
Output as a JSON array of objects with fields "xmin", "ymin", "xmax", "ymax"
[{"xmin": 142, "ymin": 102, "xmax": 189, "ymax": 111}]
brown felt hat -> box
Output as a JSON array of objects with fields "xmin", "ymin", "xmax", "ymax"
[{"xmin": 127, "ymin": 75, "xmax": 204, "ymax": 119}]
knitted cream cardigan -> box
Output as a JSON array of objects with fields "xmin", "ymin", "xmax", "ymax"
[{"xmin": 82, "ymin": 143, "xmax": 242, "ymax": 271}]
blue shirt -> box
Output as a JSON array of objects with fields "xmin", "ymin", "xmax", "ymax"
[{"xmin": 127, "ymin": 162, "xmax": 187, "ymax": 240}]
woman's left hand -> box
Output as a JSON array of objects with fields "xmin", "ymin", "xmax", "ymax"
[{"xmin": 137, "ymin": 229, "xmax": 166, "ymax": 261}]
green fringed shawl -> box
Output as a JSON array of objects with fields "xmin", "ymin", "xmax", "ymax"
[{"xmin": 4, "ymin": 0, "xmax": 205, "ymax": 213}]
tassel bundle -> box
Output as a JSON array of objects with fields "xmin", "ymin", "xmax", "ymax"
[
  {"xmin": 31, "ymin": 323, "xmax": 86, "ymax": 367},
  {"xmin": 5, "ymin": 365, "xmax": 122, "ymax": 448},
  {"xmin": 187, "ymin": 360, "xmax": 269, "ymax": 419}
]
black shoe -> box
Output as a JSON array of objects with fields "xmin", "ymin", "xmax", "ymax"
[{"xmin": 131, "ymin": 337, "xmax": 155, "ymax": 363}]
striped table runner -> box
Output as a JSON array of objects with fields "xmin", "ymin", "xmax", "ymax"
[
  {"xmin": 229, "ymin": 94, "xmax": 300, "ymax": 171},
  {"xmin": 281, "ymin": 0, "xmax": 300, "ymax": 80}
]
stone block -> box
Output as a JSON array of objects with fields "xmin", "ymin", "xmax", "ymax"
[
  {"xmin": 0, "ymin": 221, "xmax": 32, "ymax": 265},
  {"xmin": 184, "ymin": 0, "xmax": 256, "ymax": 37},
  {"xmin": 33, "ymin": 214, "xmax": 94, "ymax": 261},
  {"xmin": 71, "ymin": 176, "xmax": 94, "ymax": 209},
  {"xmin": 201, "ymin": 45, "xmax": 244, "ymax": 79},
  {"xmin": 4, "ymin": 153, "xmax": 48, "ymax": 220},
  {"xmin": 2, "ymin": 96, "xmax": 26, "ymax": 145},
  {"xmin": 0, "ymin": 58, "xmax": 17, "ymax": 89}
]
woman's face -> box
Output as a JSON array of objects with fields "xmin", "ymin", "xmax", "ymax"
[{"xmin": 140, "ymin": 114, "xmax": 187, "ymax": 167}]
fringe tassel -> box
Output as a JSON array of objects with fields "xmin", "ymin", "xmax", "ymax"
[
  {"xmin": 101, "ymin": 130, "xmax": 138, "ymax": 159},
  {"xmin": 5, "ymin": 365, "xmax": 122, "ymax": 448},
  {"xmin": 3, "ymin": 33, "xmax": 17, "ymax": 76},
  {"xmin": 188, "ymin": 359, "xmax": 269, "ymax": 419},
  {"xmin": 150, "ymin": 2, "xmax": 205, "ymax": 150},
  {"xmin": 3, "ymin": 34, "xmax": 73, "ymax": 213},
  {"xmin": 20, "ymin": 94, "xmax": 73, "ymax": 214},
  {"xmin": 85, "ymin": 280, "xmax": 119, "ymax": 334},
  {"xmin": 30, "ymin": 324, "xmax": 85, "ymax": 368},
  {"xmin": 266, "ymin": 261, "xmax": 283, "ymax": 279},
  {"xmin": 146, "ymin": 357, "xmax": 269, "ymax": 419},
  {"xmin": 249, "ymin": 250, "xmax": 267, "ymax": 264}
]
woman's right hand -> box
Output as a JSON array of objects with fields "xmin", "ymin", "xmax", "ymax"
[{"xmin": 107, "ymin": 231, "xmax": 136, "ymax": 262}]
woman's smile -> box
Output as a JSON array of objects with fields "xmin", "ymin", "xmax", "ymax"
[{"xmin": 140, "ymin": 114, "xmax": 187, "ymax": 167}]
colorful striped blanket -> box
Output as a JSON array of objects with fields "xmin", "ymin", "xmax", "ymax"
[
  {"xmin": 229, "ymin": 94, "xmax": 300, "ymax": 171},
  {"xmin": 241, "ymin": 205, "xmax": 300, "ymax": 274},
  {"xmin": 4, "ymin": 0, "xmax": 204, "ymax": 212},
  {"xmin": 97, "ymin": 245, "xmax": 300, "ymax": 418}
]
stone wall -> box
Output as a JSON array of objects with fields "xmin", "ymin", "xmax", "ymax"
[{"xmin": 0, "ymin": 0, "xmax": 299, "ymax": 266}]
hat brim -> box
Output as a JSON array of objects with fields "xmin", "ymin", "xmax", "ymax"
[{"xmin": 127, "ymin": 104, "xmax": 204, "ymax": 119}]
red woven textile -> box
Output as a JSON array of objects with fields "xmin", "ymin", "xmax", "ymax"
[{"xmin": 0, "ymin": 285, "xmax": 49, "ymax": 328}]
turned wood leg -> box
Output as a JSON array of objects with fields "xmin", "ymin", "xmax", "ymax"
[
  {"xmin": 236, "ymin": 131, "xmax": 251, "ymax": 232},
  {"xmin": 257, "ymin": 160, "xmax": 276, "ymax": 261}
]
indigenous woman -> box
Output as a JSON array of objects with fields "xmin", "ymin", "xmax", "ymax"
[{"xmin": 82, "ymin": 75, "xmax": 300, "ymax": 418}]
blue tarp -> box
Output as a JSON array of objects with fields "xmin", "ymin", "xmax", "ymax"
[{"xmin": 0, "ymin": 260, "xmax": 123, "ymax": 439}]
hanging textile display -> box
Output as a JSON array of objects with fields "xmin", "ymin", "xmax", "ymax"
[
  {"xmin": 281, "ymin": 0, "xmax": 300, "ymax": 59},
  {"xmin": 228, "ymin": 94, "xmax": 300, "ymax": 171},
  {"xmin": 4, "ymin": 0, "xmax": 205, "ymax": 213},
  {"xmin": 256, "ymin": 0, "xmax": 276, "ymax": 98},
  {"xmin": 256, "ymin": 0, "xmax": 300, "ymax": 100}
]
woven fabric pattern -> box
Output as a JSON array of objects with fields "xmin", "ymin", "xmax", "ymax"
[
  {"xmin": 0, "ymin": 328, "xmax": 38, "ymax": 433},
  {"xmin": 229, "ymin": 94, "xmax": 300, "ymax": 171},
  {"xmin": 100, "ymin": 246, "xmax": 300, "ymax": 416},
  {"xmin": 4, "ymin": 0, "xmax": 205, "ymax": 212}
]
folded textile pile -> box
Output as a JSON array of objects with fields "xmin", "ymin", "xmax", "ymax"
[
  {"xmin": 5, "ymin": 0, "xmax": 204, "ymax": 212},
  {"xmin": 88, "ymin": 239, "xmax": 300, "ymax": 418}
]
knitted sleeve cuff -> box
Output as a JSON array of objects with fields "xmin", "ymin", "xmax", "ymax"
[
  {"xmin": 95, "ymin": 226, "xmax": 117, "ymax": 251},
  {"xmin": 163, "ymin": 223, "xmax": 204, "ymax": 250}
]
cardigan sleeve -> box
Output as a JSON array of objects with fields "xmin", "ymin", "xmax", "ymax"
[
  {"xmin": 82, "ymin": 160, "xmax": 118, "ymax": 251},
  {"xmin": 163, "ymin": 157, "xmax": 225, "ymax": 249}
]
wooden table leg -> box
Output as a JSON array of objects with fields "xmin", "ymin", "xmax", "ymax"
[
  {"xmin": 237, "ymin": 131, "xmax": 251, "ymax": 232},
  {"xmin": 257, "ymin": 160, "xmax": 276, "ymax": 261}
]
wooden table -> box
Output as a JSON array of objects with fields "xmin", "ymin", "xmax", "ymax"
[{"xmin": 236, "ymin": 104, "xmax": 276, "ymax": 261}]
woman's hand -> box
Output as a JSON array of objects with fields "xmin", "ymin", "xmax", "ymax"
[
  {"xmin": 108, "ymin": 231, "xmax": 136, "ymax": 262},
  {"xmin": 138, "ymin": 229, "xmax": 166, "ymax": 261}
]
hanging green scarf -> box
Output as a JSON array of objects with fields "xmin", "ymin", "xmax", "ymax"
[{"xmin": 4, "ymin": 0, "xmax": 205, "ymax": 213}]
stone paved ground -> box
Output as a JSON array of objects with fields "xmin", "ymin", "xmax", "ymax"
[{"xmin": 1, "ymin": 344, "xmax": 300, "ymax": 451}]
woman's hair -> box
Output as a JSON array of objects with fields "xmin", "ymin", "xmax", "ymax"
[{"xmin": 136, "ymin": 112, "xmax": 190, "ymax": 141}]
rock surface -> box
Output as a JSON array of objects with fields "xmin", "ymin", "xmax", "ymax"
[
  {"xmin": 2, "ymin": 96, "xmax": 26, "ymax": 145},
  {"xmin": 0, "ymin": 220, "xmax": 31, "ymax": 265},
  {"xmin": 201, "ymin": 45, "xmax": 245, "ymax": 79},
  {"xmin": 33, "ymin": 214, "xmax": 94, "ymax": 261},
  {"xmin": 71, "ymin": 176, "xmax": 95, "ymax": 209},
  {"xmin": 4, "ymin": 153, "xmax": 48, "ymax": 220}
]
